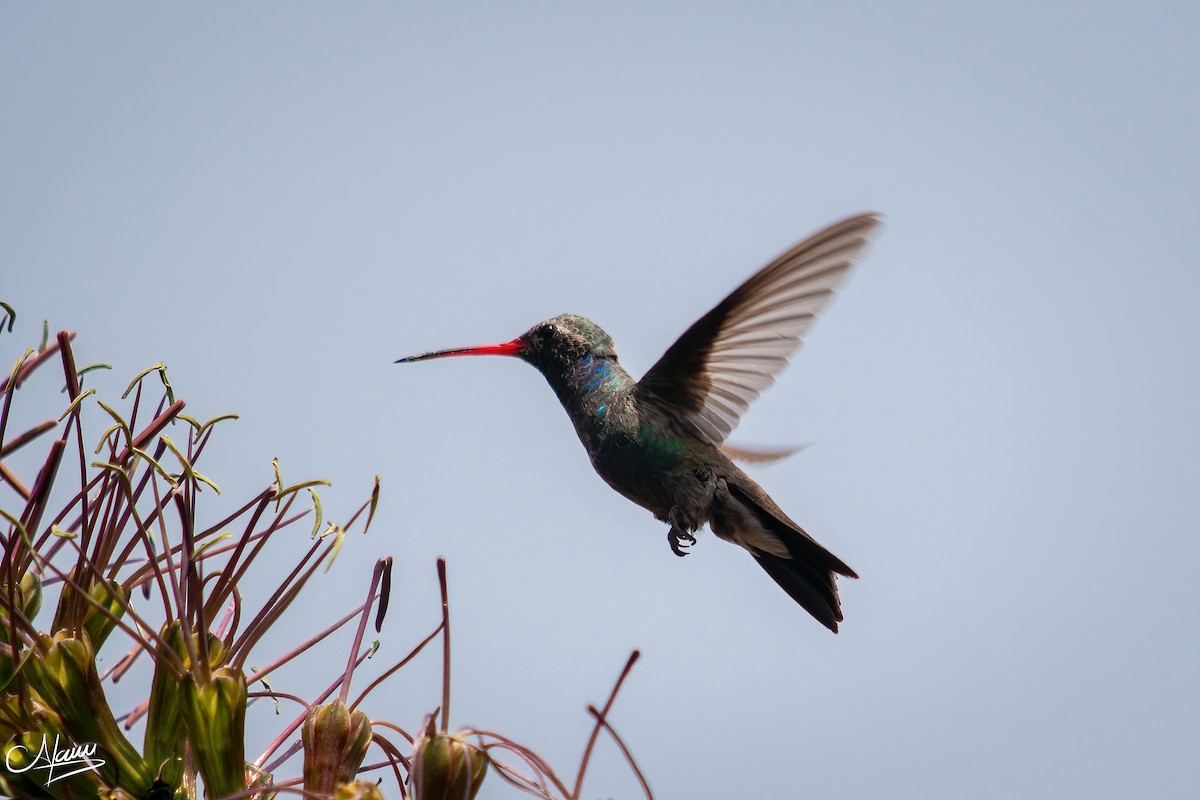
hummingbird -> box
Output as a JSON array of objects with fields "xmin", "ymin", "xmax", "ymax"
[{"xmin": 396, "ymin": 213, "xmax": 881, "ymax": 632}]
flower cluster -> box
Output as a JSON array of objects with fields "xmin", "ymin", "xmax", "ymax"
[{"xmin": 0, "ymin": 307, "xmax": 651, "ymax": 800}]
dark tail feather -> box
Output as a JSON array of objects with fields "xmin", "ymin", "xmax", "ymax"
[
  {"xmin": 722, "ymin": 481, "xmax": 856, "ymax": 632},
  {"xmin": 726, "ymin": 481, "xmax": 858, "ymax": 578},
  {"xmin": 754, "ymin": 550, "xmax": 845, "ymax": 633}
]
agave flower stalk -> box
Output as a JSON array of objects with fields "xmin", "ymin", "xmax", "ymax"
[
  {"xmin": 2, "ymin": 310, "xmax": 658, "ymax": 800},
  {"xmin": 0, "ymin": 320, "xmax": 404, "ymax": 799}
]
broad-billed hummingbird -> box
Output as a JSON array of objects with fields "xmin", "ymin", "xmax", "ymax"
[{"xmin": 397, "ymin": 213, "xmax": 881, "ymax": 632}]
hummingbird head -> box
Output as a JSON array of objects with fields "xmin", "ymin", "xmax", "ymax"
[
  {"xmin": 518, "ymin": 314, "xmax": 617, "ymax": 370},
  {"xmin": 395, "ymin": 313, "xmax": 619, "ymax": 374}
]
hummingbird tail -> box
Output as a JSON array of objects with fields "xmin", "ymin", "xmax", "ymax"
[
  {"xmin": 714, "ymin": 479, "xmax": 857, "ymax": 632},
  {"xmin": 753, "ymin": 551, "xmax": 846, "ymax": 633}
]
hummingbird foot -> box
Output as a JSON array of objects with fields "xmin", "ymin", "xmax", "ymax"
[
  {"xmin": 668, "ymin": 527, "xmax": 697, "ymax": 557},
  {"xmin": 666, "ymin": 507, "xmax": 698, "ymax": 557}
]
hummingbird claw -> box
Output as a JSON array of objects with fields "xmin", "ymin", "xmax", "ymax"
[
  {"xmin": 666, "ymin": 506, "xmax": 698, "ymax": 557},
  {"xmin": 667, "ymin": 527, "xmax": 697, "ymax": 557}
]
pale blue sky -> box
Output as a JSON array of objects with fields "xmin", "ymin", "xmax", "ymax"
[{"xmin": 4, "ymin": 3, "xmax": 1198, "ymax": 798}]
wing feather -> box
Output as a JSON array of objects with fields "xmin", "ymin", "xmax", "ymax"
[{"xmin": 637, "ymin": 213, "xmax": 881, "ymax": 444}]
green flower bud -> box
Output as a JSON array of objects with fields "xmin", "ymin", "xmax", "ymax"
[
  {"xmin": 49, "ymin": 577, "xmax": 127, "ymax": 649},
  {"xmin": 22, "ymin": 632, "xmax": 153, "ymax": 793},
  {"xmin": 0, "ymin": 573, "xmax": 41, "ymax": 645},
  {"xmin": 410, "ymin": 717, "xmax": 488, "ymax": 800},
  {"xmin": 82, "ymin": 578, "xmax": 128, "ymax": 651},
  {"xmin": 145, "ymin": 622, "xmax": 226, "ymax": 790},
  {"xmin": 301, "ymin": 700, "xmax": 374, "ymax": 795},
  {"xmin": 20, "ymin": 572, "xmax": 42, "ymax": 619},
  {"xmin": 181, "ymin": 666, "xmax": 248, "ymax": 800}
]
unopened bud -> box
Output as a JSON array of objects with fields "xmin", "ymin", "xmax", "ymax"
[
  {"xmin": 81, "ymin": 578, "xmax": 129, "ymax": 651},
  {"xmin": 19, "ymin": 572, "xmax": 42, "ymax": 618},
  {"xmin": 302, "ymin": 700, "xmax": 373, "ymax": 794},
  {"xmin": 0, "ymin": 573, "xmax": 42, "ymax": 647},
  {"xmin": 410, "ymin": 716, "xmax": 488, "ymax": 800}
]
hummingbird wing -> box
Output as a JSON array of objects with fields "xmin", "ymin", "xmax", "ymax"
[{"xmin": 637, "ymin": 213, "xmax": 882, "ymax": 445}]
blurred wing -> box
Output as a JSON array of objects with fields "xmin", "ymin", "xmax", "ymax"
[{"xmin": 638, "ymin": 213, "xmax": 881, "ymax": 444}]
